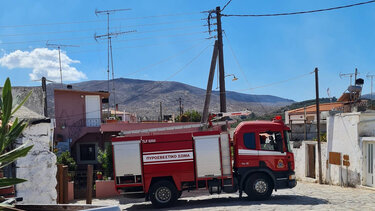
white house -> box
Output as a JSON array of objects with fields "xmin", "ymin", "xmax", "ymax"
[{"xmin": 292, "ymin": 111, "xmax": 375, "ymax": 188}]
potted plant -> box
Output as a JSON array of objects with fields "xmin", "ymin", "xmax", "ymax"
[{"xmin": 96, "ymin": 171, "xmax": 103, "ymax": 180}]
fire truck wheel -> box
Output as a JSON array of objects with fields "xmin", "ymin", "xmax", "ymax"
[
  {"xmin": 149, "ymin": 180, "xmax": 178, "ymax": 208},
  {"xmin": 244, "ymin": 173, "xmax": 273, "ymax": 201}
]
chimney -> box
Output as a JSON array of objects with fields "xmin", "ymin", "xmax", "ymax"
[{"xmin": 116, "ymin": 104, "xmax": 119, "ymax": 111}]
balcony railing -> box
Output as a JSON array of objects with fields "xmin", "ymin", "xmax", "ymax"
[{"xmin": 86, "ymin": 118, "xmax": 102, "ymax": 127}]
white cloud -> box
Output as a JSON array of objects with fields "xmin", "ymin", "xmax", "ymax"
[{"xmin": 0, "ymin": 48, "xmax": 87, "ymax": 81}]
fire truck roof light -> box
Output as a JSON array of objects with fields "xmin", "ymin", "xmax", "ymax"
[{"xmin": 275, "ymin": 115, "xmax": 282, "ymax": 120}]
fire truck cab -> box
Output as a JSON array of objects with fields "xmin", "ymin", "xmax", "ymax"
[{"xmin": 112, "ymin": 117, "xmax": 296, "ymax": 207}]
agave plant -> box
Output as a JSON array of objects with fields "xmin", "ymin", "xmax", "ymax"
[{"xmin": 0, "ymin": 78, "xmax": 33, "ymax": 187}]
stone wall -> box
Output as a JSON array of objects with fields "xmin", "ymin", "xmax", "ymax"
[
  {"xmin": 0, "ymin": 86, "xmax": 45, "ymax": 116},
  {"xmin": 15, "ymin": 121, "xmax": 57, "ymax": 204}
]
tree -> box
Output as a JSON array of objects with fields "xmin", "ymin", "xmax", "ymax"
[
  {"xmin": 97, "ymin": 144, "xmax": 113, "ymax": 178},
  {"xmin": 176, "ymin": 110, "xmax": 202, "ymax": 122},
  {"xmin": 0, "ymin": 78, "xmax": 33, "ymax": 187},
  {"xmin": 56, "ymin": 151, "xmax": 76, "ymax": 171}
]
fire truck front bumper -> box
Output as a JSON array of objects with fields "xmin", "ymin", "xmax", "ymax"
[{"xmin": 275, "ymin": 172, "xmax": 297, "ymax": 189}]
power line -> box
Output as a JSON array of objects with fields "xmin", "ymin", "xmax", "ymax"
[
  {"xmin": 54, "ymin": 43, "xmax": 210, "ymax": 120},
  {"xmin": 235, "ymin": 71, "xmax": 314, "ymax": 92},
  {"xmin": 222, "ymin": 0, "xmax": 375, "ymax": 17},
  {"xmin": 221, "ymin": 0, "xmax": 233, "ymax": 11},
  {"xmin": 122, "ymin": 44, "xmax": 211, "ymax": 104},
  {"xmin": 223, "ymin": 31, "xmax": 267, "ymax": 113},
  {"xmin": 0, "ymin": 30, "xmax": 207, "ymax": 46},
  {"xmin": 0, "ymin": 12, "xmax": 204, "ymax": 28},
  {"xmin": 0, "ymin": 18, "xmax": 204, "ymax": 38},
  {"xmin": 125, "ymin": 39, "xmax": 209, "ymax": 77}
]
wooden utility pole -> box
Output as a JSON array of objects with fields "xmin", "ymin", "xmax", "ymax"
[
  {"xmin": 86, "ymin": 165, "xmax": 93, "ymax": 204},
  {"xmin": 62, "ymin": 166, "xmax": 68, "ymax": 204},
  {"xmin": 57, "ymin": 164, "xmax": 63, "ymax": 204},
  {"xmin": 216, "ymin": 6, "xmax": 227, "ymax": 113},
  {"xmin": 315, "ymin": 68, "xmax": 323, "ymax": 184},
  {"xmin": 42, "ymin": 77, "xmax": 48, "ymax": 117},
  {"xmin": 202, "ymin": 41, "xmax": 219, "ymax": 123}
]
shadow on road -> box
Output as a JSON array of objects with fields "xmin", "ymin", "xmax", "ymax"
[{"xmin": 125, "ymin": 194, "xmax": 328, "ymax": 210}]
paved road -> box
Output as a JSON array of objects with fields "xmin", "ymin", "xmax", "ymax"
[{"xmin": 75, "ymin": 182, "xmax": 375, "ymax": 210}]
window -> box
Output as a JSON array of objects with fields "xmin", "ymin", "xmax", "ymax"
[
  {"xmin": 259, "ymin": 131, "xmax": 283, "ymax": 152},
  {"xmin": 283, "ymin": 130, "xmax": 292, "ymax": 152},
  {"xmin": 80, "ymin": 144, "xmax": 96, "ymax": 161},
  {"xmin": 243, "ymin": 133, "xmax": 256, "ymax": 149}
]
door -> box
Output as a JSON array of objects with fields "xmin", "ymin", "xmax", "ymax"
[
  {"xmin": 366, "ymin": 143, "xmax": 374, "ymax": 187},
  {"xmin": 194, "ymin": 135, "xmax": 222, "ymax": 178},
  {"xmin": 85, "ymin": 95, "xmax": 101, "ymax": 127},
  {"xmin": 307, "ymin": 144, "xmax": 316, "ymax": 178}
]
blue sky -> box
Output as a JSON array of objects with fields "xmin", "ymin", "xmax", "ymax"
[{"xmin": 0, "ymin": 0, "xmax": 375, "ymax": 102}]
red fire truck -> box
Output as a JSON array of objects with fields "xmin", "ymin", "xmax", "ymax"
[{"xmin": 112, "ymin": 116, "xmax": 296, "ymax": 207}]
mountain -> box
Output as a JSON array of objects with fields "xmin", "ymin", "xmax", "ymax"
[
  {"xmin": 362, "ymin": 93, "xmax": 375, "ymax": 100},
  {"xmin": 47, "ymin": 78, "xmax": 294, "ymax": 119}
]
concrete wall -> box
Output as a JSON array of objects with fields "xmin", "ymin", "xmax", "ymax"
[
  {"xmin": 15, "ymin": 121, "xmax": 57, "ymax": 204},
  {"xmin": 326, "ymin": 112, "xmax": 375, "ymax": 187},
  {"xmin": 326, "ymin": 112, "xmax": 361, "ymax": 187},
  {"xmin": 292, "ymin": 141, "xmax": 327, "ymax": 182}
]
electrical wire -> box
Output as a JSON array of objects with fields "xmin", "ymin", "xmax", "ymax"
[
  {"xmin": 0, "ymin": 30, "xmax": 207, "ymax": 46},
  {"xmin": 0, "ymin": 19, "xmax": 204, "ymax": 38},
  {"xmin": 223, "ymin": 31, "xmax": 267, "ymax": 113},
  {"xmin": 223, "ymin": 0, "xmax": 375, "ymax": 17},
  {"xmin": 53, "ymin": 43, "xmax": 211, "ymax": 119},
  {"xmin": 0, "ymin": 12, "xmax": 203, "ymax": 28},
  {"xmin": 235, "ymin": 71, "xmax": 314, "ymax": 92},
  {"xmin": 121, "ymin": 44, "xmax": 211, "ymax": 105},
  {"xmin": 125, "ymin": 39, "xmax": 209, "ymax": 77},
  {"xmin": 222, "ymin": 0, "xmax": 233, "ymax": 11}
]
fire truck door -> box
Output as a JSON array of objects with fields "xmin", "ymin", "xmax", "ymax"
[
  {"xmin": 194, "ymin": 135, "xmax": 222, "ymax": 178},
  {"xmin": 113, "ymin": 141, "xmax": 142, "ymax": 182}
]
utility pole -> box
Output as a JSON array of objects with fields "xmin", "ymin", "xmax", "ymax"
[
  {"xmin": 202, "ymin": 40, "xmax": 219, "ymax": 123},
  {"xmin": 216, "ymin": 6, "xmax": 227, "ymax": 113},
  {"xmin": 95, "ymin": 8, "xmax": 134, "ymax": 118},
  {"xmin": 46, "ymin": 42, "xmax": 79, "ymax": 88},
  {"xmin": 340, "ymin": 68, "xmax": 360, "ymax": 86},
  {"xmin": 304, "ymin": 105, "xmax": 307, "ymax": 140},
  {"xmin": 315, "ymin": 68, "xmax": 323, "ymax": 184},
  {"xmin": 159, "ymin": 102, "xmax": 163, "ymax": 122},
  {"xmin": 367, "ymin": 73, "xmax": 375, "ymax": 109},
  {"xmin": 179, "ymin": 97, "xmax": 183, "ymax": 116},
  {"xmin": 42, "ymin": 77, "xmax": 48, "ymax": 117}
]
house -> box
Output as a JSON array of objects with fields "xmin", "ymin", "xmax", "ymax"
[
  {"xmin": 285, "ymin": 102, "xmax": 345, "ymax": 141},
  {"xmin": 292, "ymin": 110, "xmax": 375, "ymax": 188},
  {"xmin": 285, "ymin": 81, "xmax": 367, "ymax": 141},
  {"xmin": 54, "ymin": 88, "xmax": 109, "ymax": 165},
  {"xmin": 106, "ymin": 108, "xmax": 137, "ymax": 123}
]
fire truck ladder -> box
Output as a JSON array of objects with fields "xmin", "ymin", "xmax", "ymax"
[{"xmin": 119, "ymin": 110, "xmax": 251, "ymax": 136}]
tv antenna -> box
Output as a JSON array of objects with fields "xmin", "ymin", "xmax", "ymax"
[
  {"xmin": 95, "ymin": 8, "xmax": 134, "ymax": 117},
  {"xmin": 46, "ymin": 41, "xmax": 79, "ymax": 88},
  {"xmin": 339, "ymin": 68, "xmax": 359, "ymax": 86}
]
